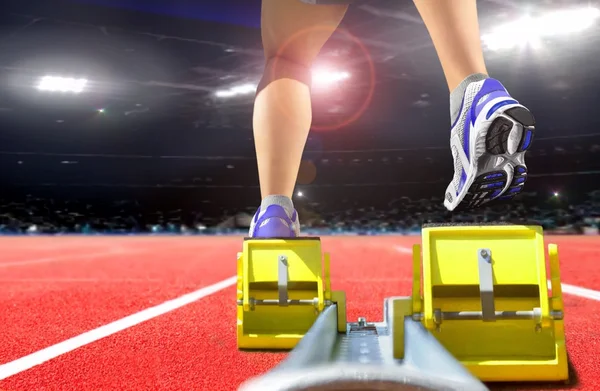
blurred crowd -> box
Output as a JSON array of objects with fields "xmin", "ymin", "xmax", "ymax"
[
  {"xmin": 302, "ymin": 193, "xmax": 600, "ymax": 235},
  {"xmin": 1, "ymin": 190, "xmax": 599, "ymax": 235}
]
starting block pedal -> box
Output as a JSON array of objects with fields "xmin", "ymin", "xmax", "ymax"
[
  {"xmin": 237, "ymin": 224, "xmax": 568, "ymax": 391},
  {"xmin": 236, "ymin": 237, "xmax": 346, "ymax": 349},
  {"xmin": 401, "ymin": 224, "xmax": 568, "ymax": 382}
]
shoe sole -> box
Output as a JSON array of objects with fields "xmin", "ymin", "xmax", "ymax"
[{"xmin": 448, "ymin": 105, "xmax": 536, "ymax": 212}]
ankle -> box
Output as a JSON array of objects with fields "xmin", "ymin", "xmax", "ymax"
[
  {"xmin": 261, "ymin": 195, "xmax": 295, "ymax": 215},
  {"xmin": 449, "ymin": 73, "xmax": 488, "ymax": 124}
]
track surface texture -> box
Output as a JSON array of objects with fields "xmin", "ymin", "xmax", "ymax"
[{"xmin": 0, "ymin": 235, "xmax": 598, "ymax": 390}]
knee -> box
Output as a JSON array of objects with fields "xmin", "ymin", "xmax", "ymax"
[{"xmin": 256, "ymin": 55, "xmax": 313, "ymax": 95}]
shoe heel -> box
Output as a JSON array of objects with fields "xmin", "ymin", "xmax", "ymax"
[{"xmin": 485, "ymin": 106, "xmax": 535, "ymax": 155}]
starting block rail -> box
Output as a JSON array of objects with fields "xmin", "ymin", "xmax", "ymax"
[
  {"xmin": 236, "ymin": 224, "xmax": 569, "ymax": 390},
  {"xmin": 241, "ymin": 303, "xmax": 487, "ymax": 391}
]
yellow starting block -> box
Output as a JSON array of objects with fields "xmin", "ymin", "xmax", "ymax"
[
  {"xmin": 396, "ymin": 224, "xmax": 568, "ymax": 382},
  {"xmin": 237, "ymin": 225, "xmax": 569, "ymax": 391},
  {"xmin": 236, "ymin": 237, "xmax": 346, "ymax": 349}
]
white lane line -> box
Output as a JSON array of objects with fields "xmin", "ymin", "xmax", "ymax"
[
  {"xmin": 0, "ymin": 276, "xmax": 237, "ymax": 380},
  {"xmin": 556, "ymin": 282, "xmax": 600, "ymax": 302},
  {"xmin": 394, "ymin": 246, "xmax": 413, "ymax": 254},
  {"xmin": 394, "ymin": 246, "xmax": 600, "ymax": 302}
]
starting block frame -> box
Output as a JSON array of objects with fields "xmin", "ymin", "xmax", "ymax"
[
  {"xmin": 236, "ymin": 237, "xmax": 346, "ymax": 349},
  {"xmin": 413, "ymin": 225, "xmax": 567, "ymax": 382},
  {"xmin": 236, "ymin": 224, "xmax": 569, "ymax": 390}
]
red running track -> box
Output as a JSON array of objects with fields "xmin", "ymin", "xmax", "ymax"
[{"xmin": 0, "ymin": 236, "xmax": 598, "ymax": 391}]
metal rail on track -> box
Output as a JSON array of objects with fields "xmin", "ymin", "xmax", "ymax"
[{"xmin": 239, "ymin": 303, "xmax": 489, "ymax": 391}]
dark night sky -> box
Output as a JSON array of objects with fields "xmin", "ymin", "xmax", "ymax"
[{"xmin": 72, "ymin": 0, "xmax": 263, "ymax": 27}]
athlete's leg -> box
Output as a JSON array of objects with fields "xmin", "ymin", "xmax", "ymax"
[
  {"xmin": 414, "ymin": 0, "xmax": 535, "ymax": 211},
  {"xmin": 249, "ymin": 0, "xmax": 348, "ymax": 237},
  {"xmin": 413, "ymin": 0, "xmax": 487, "ymax": 91}
]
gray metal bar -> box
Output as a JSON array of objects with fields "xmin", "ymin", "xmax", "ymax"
[
  {"xmin": 274, "ymin": 304, "xmax": 339, "ymax": 372},
  {"xmin": 240, "ymin": 364, "xmax": 489, "ymax": 391},
  {"xmin": 442, "ymin": 310, "xmax": 535, "ymax": 320},
  {"xmin": 239, "ymin": 301, "xmax": 490, "ymax": 391},
  {"xmin": 240, "ymin": 307, "xmax": 489, "ymax": 391},
  {"xmin": 412, "ymin": 309, "xmax": 564, "ymax": 321},
  {"xmin": 403, "ymin": 318, "xmax": 483, "ymax": 385},
  {"xmin": 236, "ymin": 299, "xmax": 319, "ymax": 306},
  {"xmin": 477, "ymin": 248, "xmax": 495, "ymax": 322},
  {"xmin": 278, "ymin": 255, "xmax": 288, "ymax": 306}
]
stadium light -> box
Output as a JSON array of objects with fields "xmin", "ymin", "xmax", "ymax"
[
  {"xmin": 482, "ymin": 6, "xmax": 600, "ymax": 51},
  {"xmin": 312, "ymin": 69, "xmax": 350, "ymax": 86},
  {"xmin": 215, "ymin": 83, "xmax": 256, "ymax": 98},
  {"xmin": 297, "ymin": 191, "xmax": 303, "ymax": 197},
  {"xmin": 36, "ymin": 76, "xmax": 88, "ymax": 93}
]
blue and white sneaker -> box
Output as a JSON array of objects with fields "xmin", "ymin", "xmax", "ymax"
[
  {"xmin": 248, "ymin": 204, "xmax": 300, "ymax": 238},
  {"xmin": 444, "ymin": 78, "xmax": 535, "ymax": 211}
]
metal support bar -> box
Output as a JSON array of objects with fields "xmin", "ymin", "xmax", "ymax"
[
  {"xmin": 440, "ymin": 310, "xmax": 561, "ymax": 320},
  {"xmin": 478, "ymin": 248, "xmax": 495, "ymax": 322},
  {"xmin": 278, "ymin": 255, "xmax": 288, "ymax": 306},
  {"xmin": 412, "ymin": 309, "xmax": 563, "ymax": 321},
  {"xmin": 237, "ymin": 298, "xmax": 327, "ymax": 307}
]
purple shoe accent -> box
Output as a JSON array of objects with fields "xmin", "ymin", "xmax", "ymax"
[
  {"xmin": 458, "ymin": 170, "xmax": 468, "ymax": 194},
  {"xmin": 251, "ymin": 205, "xmax": 297, "ymax": 238},
  {"xmin": 463, "ymin": 79, "xmax": 508, "ymax": 160},
  {"xmin": 485, "ymin": 99, "xmax": 519, "ymax": 120},
  {"xmin": 469, "ymin": 79, "xmax": 508, "ymax": 124},
  {"xmin": 474, "ymin": 90, "xmax": 512, "ymax": 118}
]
